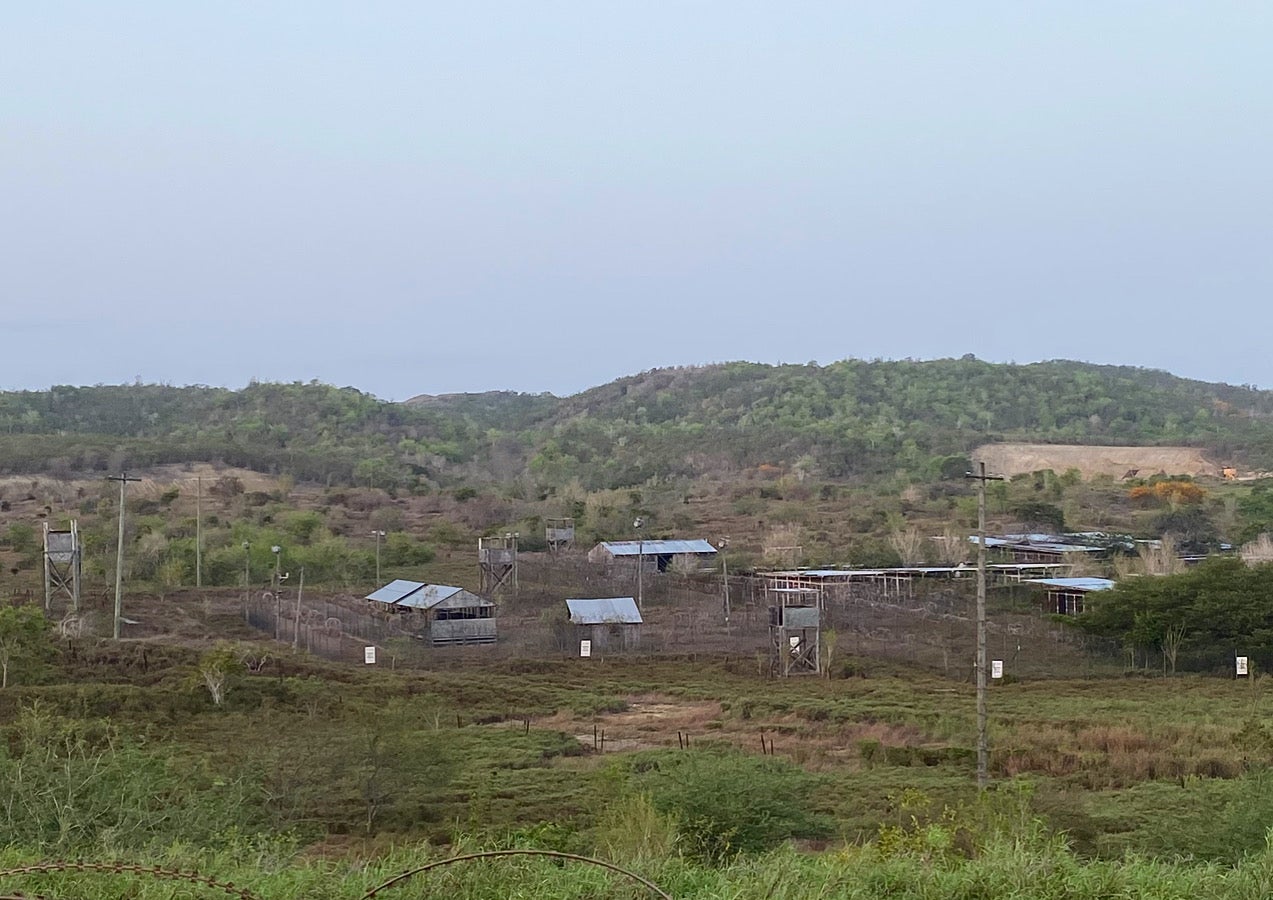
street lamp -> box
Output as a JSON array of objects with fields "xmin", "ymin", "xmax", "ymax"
[
  {"xmin": 370, "ymin": 530, "xmax": 386, "ymax": 585},
  {"xmin": 271, "ymin": 545, "xmax": 289, "ymax": 641},
  {"xmin": 633, "ymin": 517, "xmax": 645, "ymax": 611}
]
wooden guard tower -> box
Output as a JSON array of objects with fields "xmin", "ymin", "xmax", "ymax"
[
  {"xmin": 768, "ymin": 584, "xmax": 821, "ymax": 677},
  {"xmin": 478, "ymin": 534, "xmax": 518, "ymax": 596},
  {"xmin": 43, "ymin": 521, "xmax": 82, "ymax": 612},
  {"xmin": 545, "ymin": 517, "xmax": 575, "ymax": 553}
]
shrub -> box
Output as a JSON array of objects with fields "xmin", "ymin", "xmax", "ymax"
[{"xmin": 617, "ymin": 748, "xmax": 830, "ymax": 861}]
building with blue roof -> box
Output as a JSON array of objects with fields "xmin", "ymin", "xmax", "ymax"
[
  {"xmin": 366, "ymin": 579, "xmax": 496, "ymax": 645},
  {"xmin": 565, "ymin": 597, "xmax": 643, "ymax": 651},
  {"xmin": 588, "ymin": 539, "xmax": 718, "ymax": 573}
]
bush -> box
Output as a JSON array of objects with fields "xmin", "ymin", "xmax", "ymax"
[{"xmin": 617, "ymin": 748, "xmax": 830, "ymax": 861}]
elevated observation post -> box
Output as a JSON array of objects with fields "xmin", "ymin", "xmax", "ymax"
[
  {"xmin": 545, "ymin": 517, "xmax": 575, "ymax": 554},
  {"xmin": 478, "ymin": 534, "xmax": 519, "ymax": 596},
  {"xmin": 43, "ymin": 521, "xmax": 83, "ymax": 613},
  {"xmin": 766, "ymin": 583, "xmax": 821, "ymax": 677}
]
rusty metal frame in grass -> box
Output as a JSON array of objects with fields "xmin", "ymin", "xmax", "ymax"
[
  {"xmin": 361, "ymin": 849, "xmax": 674, "ymax": 900},
  {"xmin": 0, "ymin": 861, "xmax": 265, "ymax": 900},
  {"xmin": 0, "ymin": 852, "xmax": 673, "ymax": 900}
]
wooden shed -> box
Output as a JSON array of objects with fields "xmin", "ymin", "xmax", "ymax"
[
  {"xmin": 366, "ymin": 580, "xmax": 496, "ymax": 645},
  {"xmin": 565, "ymin": 597, "xmax": 643, "ymax": 652}
]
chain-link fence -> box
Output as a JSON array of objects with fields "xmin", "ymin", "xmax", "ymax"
[{"xmin": 237, "ymin": 553, "xmax": 1121, "ymax": 677}]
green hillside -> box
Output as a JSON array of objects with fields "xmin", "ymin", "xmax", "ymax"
[{"xmin": 5, "ymin": 358, "xmax": 1271, "ymax": 492}]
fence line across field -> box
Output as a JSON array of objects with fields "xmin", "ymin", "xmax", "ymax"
[{"xmin": 242, "ymin": 565, "xmax": 1122, "ymax": 676}]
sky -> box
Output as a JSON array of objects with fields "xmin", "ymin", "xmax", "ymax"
[{"xmin": 3, "ymin": 2, "xmax": 1272, "ymax": 400}]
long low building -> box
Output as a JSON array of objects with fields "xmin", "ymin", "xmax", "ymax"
[
  {"xmin": 366, "ymin": 579, "xmax": 496, "ymax": 645},
  {"xmin": 588, "ymin": 539, "xmax": 718, "ymax": 572}
]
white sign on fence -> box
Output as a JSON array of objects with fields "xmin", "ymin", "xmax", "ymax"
[
  {"xmin": 580, "ymin": 640, "xmax": 592, "ymax": 658},
  {"xmin": 1237, "ymin": 656, "xmax": 1249, "ymax": 676},
  {"xmin": 364, "ymin": 646, "xmax": 376, "ymax": 665},
  {"xmin": 991, "ymin": 660, "xmax": 1004, "ymax": 679}
]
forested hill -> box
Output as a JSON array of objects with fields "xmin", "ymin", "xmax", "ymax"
[{"xmin": 4, "ymin": 359, "xmax": 1273, "ymax": 490}]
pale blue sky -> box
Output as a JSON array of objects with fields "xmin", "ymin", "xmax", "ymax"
[{"xmin": 3, "ymin": 3, "xmax": 1271, "ymax": 399}]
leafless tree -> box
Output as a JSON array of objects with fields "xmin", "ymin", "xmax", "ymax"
[
  {"xmin": 888, "ymin": 527, "xmax": 926, "ymax": 565},
  {"xmin": 1241, "ymin": 533, "xmax": 1273, "ymax": 565}
]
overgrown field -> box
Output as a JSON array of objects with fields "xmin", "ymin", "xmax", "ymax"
[{"xmin": 6, "ymin": 638, "xmax": 1273, "ymax": 879}]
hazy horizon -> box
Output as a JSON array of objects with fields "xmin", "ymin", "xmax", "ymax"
[{"xmin": 5, "ymin": 3, "xmax": 1271, "ymax": 400}]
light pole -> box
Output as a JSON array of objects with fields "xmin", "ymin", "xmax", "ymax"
[
  {"xmin": 718, "ymin": 537, "xmax": 731, "ymax": 625},
  {"xmin": 271, "ymin": 545, "xmax": 287, "ymax": 641},
  {"xmin": 966, "ymin": 462, "xmax": 1004, "ymax": 790},
  {"xmin": 633, "ymin": 517, "xmax": 645, "ymax": 611},
  {"xmin": 370, "ymin": 530, "xmax": 386, "ymax": 585}
]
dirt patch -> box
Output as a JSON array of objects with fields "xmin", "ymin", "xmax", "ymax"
[{"xmin": 972, "ymin": 443, "xmax": 1221, "ymax": 479}]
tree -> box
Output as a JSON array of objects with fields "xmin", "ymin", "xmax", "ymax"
[
  {"xmin": 196, "ymin": 643, "xmax": 241, "ymax": 706},
  {"xmin": 0, "ymin": 605, "xmax": 51, "ymax": 689}
]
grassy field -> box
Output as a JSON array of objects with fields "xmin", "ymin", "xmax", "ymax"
[{"xmin": 5, "ymin": 627, "xmax": 1273, "ymax": 864}]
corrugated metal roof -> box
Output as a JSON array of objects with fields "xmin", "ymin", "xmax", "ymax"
[
  {"xmin": 1025, "ymin": 577, "xmax": 1115, "ymax": 592},
  {"xmin": 969, "ymin": 536, "xmax": 1103, "ymax": 553},
  {"xmin": 366, "ymin": 580, "xmax": 465, "ymax": 610},
  {"xmin": 566, "ymin": 597, "xmax": 644, "ymax": 625},
  {"xmin": 599, "ymin": 540, "xmax": 717, "ymax": 556}
]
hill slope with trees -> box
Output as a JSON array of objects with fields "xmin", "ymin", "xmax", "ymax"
[{"xmin": 4, "ymin": 359, "xmax": 1273, "ymax": 493}]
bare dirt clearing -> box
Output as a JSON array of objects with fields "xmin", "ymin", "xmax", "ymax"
[{"xmin": 972, "ymin": 443, "xmax": 1221, "ymax": 479}]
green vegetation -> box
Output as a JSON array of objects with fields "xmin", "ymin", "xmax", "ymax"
[
  {"xmin": 6, "ymin": 359, "xmax": 1273, "ymax": 495},
  {"xmin": 7, "ymin": 362, "xmax": 1273, "ymax": 893},
  {"xmin": 1081, "ymin": 558, "xmax": 1273, "ymax": 671}
]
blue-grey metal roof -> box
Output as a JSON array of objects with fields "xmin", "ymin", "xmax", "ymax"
[
  {"xmin": 566, "ymin": 597, "xmax": 644, "ymax": 625},
  {"xmin": 599, "ymin": 539, "xmax": 717, "ymax": 556},
  {"xmin": 1025, "ymin": 577, "xmax": 1115, "ymax": 592},
  {"xmin": 969, "ymin": 536, "xmax": 1103, "ymax": 553},
  {"xmin": 366, "ymin": 580, "xmax": 465, "ymax": 610}
]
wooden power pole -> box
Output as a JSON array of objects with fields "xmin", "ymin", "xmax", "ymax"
[
  {"xmin": 965, "ymin": 461, "xmax": 1003, "ymax": 789},
  {"xmin": 107, "ymin": 472, "xmax": 141, "ymax": 639}
]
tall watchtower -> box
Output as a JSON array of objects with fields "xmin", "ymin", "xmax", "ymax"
[
  {"xmin": 478, "ymin": 534, "xmax": 518, "ymax": 596},
  {"xmin": 43, "ymin": 521, "xmax": 82, "ymax": 612},
  {"xmin": 545, "ymin": 517, "xmax": 575, "ymax": 554},
  {"xmin": 767, "ymin": 584, "xmax": 821, "ymax": 677}
]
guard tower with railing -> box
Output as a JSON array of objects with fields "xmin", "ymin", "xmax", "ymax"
[
  {"xmin": 478, "ymin": 534, "xmax": 518, "ymax": 596},
  {"xmin": 767, "ymin": 584, "xmax": 821, "ymax": 676},
  {"xmin": 545, "ymin": 517, "xmax": 575, "ymax": 554},
  {"xmin": 43, "ymin": 521, "xmax": 82, "ymax": 612}
]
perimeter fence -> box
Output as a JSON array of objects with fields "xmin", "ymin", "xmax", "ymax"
[{"xmin": 241, "ymin": 553, "xmax": 1124, "ymax": 678}]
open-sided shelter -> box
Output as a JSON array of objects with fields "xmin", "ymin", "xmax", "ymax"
[
  {"xmin": 1025, "ymin": 576, "xmax": 1115, "ymax": 615},
  {"xmin": 587, "ymin": 539, "xmax": 717, "ymax": 573},
  {"xmin": 366, "ymin": 579, "xmax": 496, "ymax": 645}
]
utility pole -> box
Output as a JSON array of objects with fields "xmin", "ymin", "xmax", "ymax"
[
  {"xmin": 965, "ymin": 461, "xmax": 1004, "ymax": 790},
  {"xmin": 107, "ymin": 472, "xmax": 141, "ymax": 640},
  {"xmin": 719, "ymin": 537, "xmax": 731, "ymax": 625},
  {"xmin": 370, "ymin": 530, "xmax": 386, "ymax": 585},
  {"xmin": 633, "ymin": 517, "xmax": 645, "ymax": 611},
  {"xmin": 293, "ymin": 567, "xmax": 305, "ymax": 650},
  {"xmin": 195, "ymin": 476, "xmax": 203, "ymax": 588},
  {"xmin": 242, "ymin": 541, "xmax": 251, "ymax": 623}
]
